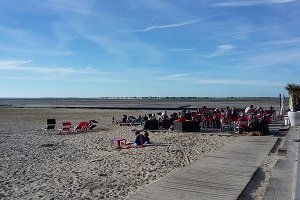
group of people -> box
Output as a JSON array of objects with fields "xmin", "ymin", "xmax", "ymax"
[
  {"xmin": 160, "ymin": 105, "xmax": 274, "ymax": 133},
  {"xmin": 193, "ymin": 105, "xmax": 274, "ymax": 134},
  {"xmin": 116, "ymin": 104, "xmax": 275, "ymax": 135},
  {"xmin": 112, "ymin": 105, "xmax": 275, "ymax": 149}
]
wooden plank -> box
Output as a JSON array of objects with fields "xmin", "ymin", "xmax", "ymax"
[
  {"xmin": 136, "ymin": 186, "xmax": 235, "ymax": 200},
  {"xmin": 130, "ymin": 136, "xmax": 278, "ymax": 200}
]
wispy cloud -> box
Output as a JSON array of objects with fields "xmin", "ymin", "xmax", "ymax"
[
  {"xmin": 0, "ymin": 45, "xmax": 72, "ymax": 56},
  {"xmin": 129, "ymin": 13, "xmax": 225, "ymax": 32},
  {"xmin": 260, "ymin": 38, "xmax": 300, "ymax": 46},
  {"xmin": 208, "ymin": 44, "xmax": 234, "ymax": 57},
  {"xmin": 165, "ymin": 48, "xmax": 196, "ymax": 52},
  {"xmin": 0, "ymin": 60, "xmax": 75, "ymax": 75},
  {"xmin": 0, "ymin": 25, "xmax": 73, "ymax": 56},
  {"xmin": 0, "ymin": 59, "xmax": 109, "ymax": 76},
  {"xmin": 0, "ymin": 59, "xmax": 148, "ymax": 83},
  {"xmin": 0, "ymin": 26, "xmax": 43, "ymax": 46},
  {"xmin": 0, "ymin": 60, "xmax": 31, "ymax": 69},
  {"xmin": 158, "ymin": 72, "xmax": 286, "ymax": 87},
  {"xmin": 215, "ymin": 27, "xmax": 273, "ymax": 37},
  {"xmin": 47, "ymin": 7, "xmax": 164, "ymax": 60},
  {"xmin": 158, "ymin": 73, "xmax": 190, "ymax": 81},
  {"xmin": 205, "ymin": 42, "xmax": 298, "ymax": 57},
  {"xmin": 194, "ymin": 78, "xmax": 284, "ymax": 86},
  {"xmin": 0, "ymin": 75, "xmax": 126, "ymax": 84},
  {"xmin": 241, "ymin": 47, "xmax": 300, "ymax": 69},
  {"xmin": 40, "ymin": 0, "xmax": 95, "ymax": 16},
  {"xmin": 213, "ymin": 0, "xmax": 296, "ymax": 7}
]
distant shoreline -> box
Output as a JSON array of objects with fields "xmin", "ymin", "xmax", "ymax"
[
  {"xmin": 0, "ymin": 97, "xmax": 281, "ymax": 110},
  {"xmin": 0, "ymin": 97, "xmax": 280, "ymax": 100},
  {"xmin": 0, "ymin": 105, "xmax": 197, "ymax": 111}
]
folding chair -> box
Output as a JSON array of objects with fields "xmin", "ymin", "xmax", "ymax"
[
  {"xmin": 234, "ymin": 120, "xmax": 249, "ymax": 135},
  {"xmin": 88, "ymin": 120, "xmax": 98, "ymax": 130},
  {"xmin": 220, "ymin": 118, "xmax": 231, "ymax": 132},
  {"xmin": 43, "ymin": 119, "xmax": 56, "ymax": 130}
]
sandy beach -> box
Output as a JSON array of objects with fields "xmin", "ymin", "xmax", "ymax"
[
  {"xmin": 0, "ymin": 99, "xmax": 284, "ymax": 199},
  {"xmin": 0, "ymin": 108, "xmax": 237, "ymax": 199}
]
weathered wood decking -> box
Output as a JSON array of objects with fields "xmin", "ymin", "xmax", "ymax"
[
  {"xmin": 264, "ymin": 126, "xmax": 299, "ymax": 200},
  {"xmin": 130, "ymin": 136, "xmax": 278, "ymax": 200}
]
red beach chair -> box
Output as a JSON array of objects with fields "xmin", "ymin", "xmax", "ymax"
[
  {"xmin": 234, "ymin": 117, "xmax": 249, "ymax": 134},
  {"xmin": 59, "ymin": 121, "xmax": 72, "ymax": 133},
  {"xmin": 74, "ymin": 121, "xmax": 89, "ymax": 133}
]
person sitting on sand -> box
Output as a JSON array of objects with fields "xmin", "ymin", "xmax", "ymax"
[
  {"xmin": 134, "ymin": 130, "xmax": 146, "ymax": 146},
  {"xmin": 144, "ymin": 131, "xmax": 150, "ymax": 144},
  {"xmin": 122, "ymin": 115, "xmax": 127, "ymax": 123}
]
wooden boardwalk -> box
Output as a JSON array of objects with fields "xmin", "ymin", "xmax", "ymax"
[{"xmin": 130, "ymin": 136, "xmax": 278, "ymax": 200}]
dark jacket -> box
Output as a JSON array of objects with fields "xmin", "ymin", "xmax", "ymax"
[{"xmin": 135, "ymin": 134, "xmax": 145, "ymax": 146}]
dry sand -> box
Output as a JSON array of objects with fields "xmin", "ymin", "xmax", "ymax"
[
  {"xmin": 0, "ymin": 108, "xmax": 236, "ymax": 199},
  {"xmin": 238, "ymin": 136, "xmax": 286, "ymax": 200}
]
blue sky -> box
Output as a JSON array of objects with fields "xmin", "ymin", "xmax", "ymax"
[{"xmin": 0, "ymin": 0, "xmax": 299, "ymax": 97}]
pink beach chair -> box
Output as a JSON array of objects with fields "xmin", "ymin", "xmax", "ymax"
[{"xmin": 111, "ymin": 138, "xmax": 127, "ymax": 149}]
